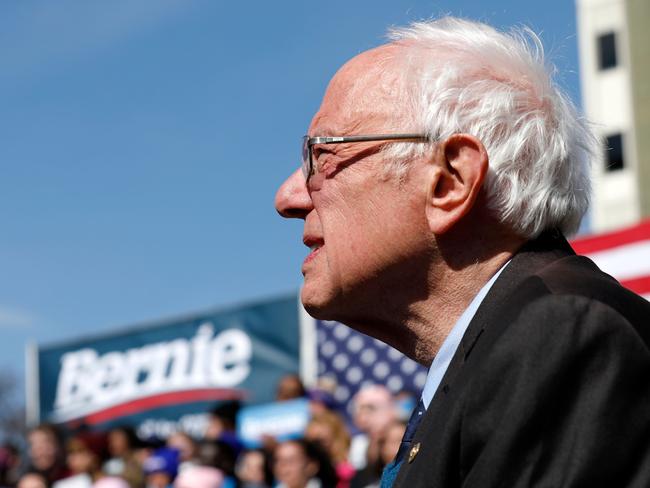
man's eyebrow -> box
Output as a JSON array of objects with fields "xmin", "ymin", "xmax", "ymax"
[{"xmin": 310, "ymin": 120, "xmax": 355, "ymax": 136}]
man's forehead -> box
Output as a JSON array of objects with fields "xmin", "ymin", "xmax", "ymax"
[
  {"xmin": 309, "ymin": 44, "xmax": 404, "ymax": 136},
  {"xmin": 335, "ymin": 44, "xmax": 401, "ymax": 87},
  {"xmin": 355, "ymin": 385, "xmax": 393, "ymax": 405}
]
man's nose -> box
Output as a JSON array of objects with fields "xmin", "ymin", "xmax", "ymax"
[{"xmin": 275, "ymin": 168, "xmax": 313, "ymax": 219}]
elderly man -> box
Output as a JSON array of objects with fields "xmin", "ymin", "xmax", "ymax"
[
  {"xmin": 349, "ymin": 385, "xmax": 396, "ymax": 470},
  {"xmin": 275, "ymin": 17, "xmax": 650, "ymax": 487}
]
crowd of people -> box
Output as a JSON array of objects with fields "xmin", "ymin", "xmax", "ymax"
[{"xmin": 0, "ymin": 374, "xmax": 414, "ymax": 488}]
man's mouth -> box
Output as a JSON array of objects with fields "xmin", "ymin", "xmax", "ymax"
[
  {"xmin": 306, "ymin": 245, "xmax": 321, "ymax": 260},
  {"xmin": 303, "ymin": 238, "xmax": 324, "ymax": 266}
]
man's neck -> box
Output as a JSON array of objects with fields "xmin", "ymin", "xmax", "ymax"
[{"xmin": 398, "ymin": 250, "xmax": 515, "ymax": 366}]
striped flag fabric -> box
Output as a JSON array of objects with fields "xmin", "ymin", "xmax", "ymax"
[
  {"xmin": 571, "ymin": 219, "xmax": 650, "ymax": 301},
  {"xmin": 312, "ymin": 219, "xmax": 650, "ymax": 412}
]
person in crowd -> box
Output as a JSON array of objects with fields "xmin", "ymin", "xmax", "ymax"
[
  {"xmin": 0, "ymin": 443, "xmax": 21, "ymax": 487},
  {"xmin": 132, "ymin": 438, "xmax": 164, "ymax": 472},
  {"xmin": 196, "ymin": 440, "xmax": 238, "ymax": 487},
  {"xmin": 273, "ymin": 439, "xmax": 336, "ymax": 488},
  {"xmin": 23, "ymin": 424, "xmax": 69, "ymax": 485},
  {"xmin": 53, "ymin": 432, "xmax": 107, "ymax": 488},
  {"xmin": 307, "ymin": 376, "xmax": 341, "ymax": 416},
  {"xmin": 202, "ymin": 401, "xmax": 244, "ymax": 471},
  {"xmin": 350, "ymin": 421, "xmax": 406, "ymax": 488},
  {"xmin": 92, "ymin": 478, "xmax": 130, "ymax": 488},
  {"xmin": 349, "ymin": 459, "xmax": 382, "ymax": 488},
  {"xmin": 347, "ymin": 386, "xmax": 395, "ymax": 471},
  {"xmin": 203, "ymin": 401, "xmax": 241, "ymax": 444},
  {"xmin": 16, "ymin": 472, "xmax": 48, "ymax": 488},
  {"xmin": 173, "ymin": 466, "xmax": 223, "ymax": 488},
  {"xmin": 305, "ymin": 412, "xmax": 354, "ymax": 488},
  {"xmin": 275, "ymin": 374, "xmax": 306, "ymax": 402},
  {"xmin": 102, "ymin": 426, "xmax": 144, "ymax": 488},
  {"xmin": 275, "ymin": 13, "xmax": 650, "ymax": 487},
  {"xmin": 165, "ymin": 434, "xmax": 197, "ymax": 474},
  {"xmin": 306, "ymin": 387, "xmax": 337, "ymax": 418},
  {"xmin": 377, "ymin": 422, "xmax": 406, "ymax": 470},
  {"xmin": 235, "ymin": 449, "xmax": 273, "ymax": 488},
  {"xmin": 142, "ymin": 448, "xmax": 179, "ymax": 488}
]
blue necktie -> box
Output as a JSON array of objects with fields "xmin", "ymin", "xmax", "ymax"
[{"xmin": 380, "ymin": 399, "xmax": 426, "ymax": 488}]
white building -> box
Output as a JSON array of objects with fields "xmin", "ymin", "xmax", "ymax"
[{"xmin": 576, "ymin": 0, "xmax": 649, "ymax": 232}]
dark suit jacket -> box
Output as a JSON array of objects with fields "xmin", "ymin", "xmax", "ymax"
[{"xmin": 394, "ymin": 231, "xmax": 650, "ymax": 487}]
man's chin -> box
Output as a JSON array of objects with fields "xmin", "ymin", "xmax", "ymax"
[
  {"xmin": 300, "ymin": 288, "xmax": 339, "ymax": 321},
  {"xmin": 301, "ymin": 299, "xmax": 334, "ymax": 320}
]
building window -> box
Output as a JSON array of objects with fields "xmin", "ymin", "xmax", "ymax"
[
  {"xmin": 604, "ymin": 133, "xmax": 624, "ymax": 171},
  {"xmin": 597, "ymin": 32, "xmax": 618, "ymax": 70}
]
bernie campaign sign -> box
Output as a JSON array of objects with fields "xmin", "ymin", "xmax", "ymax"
[{"xmin": 31, "ymin": 295, "xmax": 301, "ymax": 439}]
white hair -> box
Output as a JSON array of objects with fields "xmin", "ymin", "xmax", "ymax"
[{"xmin": 381, "ymin": 17, "xmax": 597, "ymax": 239}]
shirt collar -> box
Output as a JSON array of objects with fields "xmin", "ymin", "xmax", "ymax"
[{"xmin": 420, "ymin": 261, "xmax": 509, "ymax": 408}]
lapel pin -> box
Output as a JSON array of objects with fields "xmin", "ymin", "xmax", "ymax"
[{"xmin": 408, "ymin": 442, "xmax": 421, "ymax": 463}]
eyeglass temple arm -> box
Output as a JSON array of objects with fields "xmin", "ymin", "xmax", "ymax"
[{"xmin": 309, "ymin": 134, "xmax": 429, "ymax": 145}]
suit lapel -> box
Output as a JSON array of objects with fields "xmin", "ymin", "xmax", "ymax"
[
  {"xmin": 393, "ymin": 231, "xmax": 575, "ymax": 486},
  {"xmin": 458, "ymin": 231, "xmax": 575, "ymax": 364}
]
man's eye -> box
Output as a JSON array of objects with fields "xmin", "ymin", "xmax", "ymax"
[{"xmin": 313, "ymin": 146, "xmax": 333, "ymax": 161}]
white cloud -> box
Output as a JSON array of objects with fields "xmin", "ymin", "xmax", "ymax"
[{"xmin": 0, "ymin": 305, "xmax": 35, "ymax": 329}]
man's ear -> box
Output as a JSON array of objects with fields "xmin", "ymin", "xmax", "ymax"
[{"xmin": 425, "ymin": 134, "xmax": 488, "ymax": 234}]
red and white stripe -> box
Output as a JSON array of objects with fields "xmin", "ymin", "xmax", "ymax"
[{"xmin": 571, "ymin": 219, "xmax": 650, "ymax": 302}]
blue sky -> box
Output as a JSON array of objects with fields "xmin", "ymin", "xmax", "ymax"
[{"xmin": 0, "ymin": 0, "xmax": 580, "ymax": 399}]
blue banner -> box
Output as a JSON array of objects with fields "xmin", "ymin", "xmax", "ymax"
[{"xmin": 36, "ymin": 295, "xmax": 300, "ymax": 438}]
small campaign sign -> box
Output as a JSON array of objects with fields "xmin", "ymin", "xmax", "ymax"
[{"xmin": 237, "ymin": 398, "xmax": 310, "ymax": 447}]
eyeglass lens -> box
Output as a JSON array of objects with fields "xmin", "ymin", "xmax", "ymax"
[{"xmin": 301, "ymin": 136, "xmax": 311, "ymax": 180}]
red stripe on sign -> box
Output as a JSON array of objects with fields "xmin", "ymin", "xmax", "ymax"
[
  {"xmin": 571, "ymin": 219, "xmax": 650, "ymax": 255},
  {"xmin": 80, "ymin": 388, "xmax": 245, "ymax": 426},
  {"xmin": 620, "ymin": 276, "xmax": 650, "ymax": 296}
]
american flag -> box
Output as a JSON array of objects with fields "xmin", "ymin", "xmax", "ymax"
[
  {"xmin": 314, "ymin": 320, "xmax": 427, "ymax": 415},
  {"xmin": 571, "ymin": 219, "xmax": 650, "ymax": 301},
  {"xmin": 308, "ymin": 219, "xmax": 650, "ymax": 412}
]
